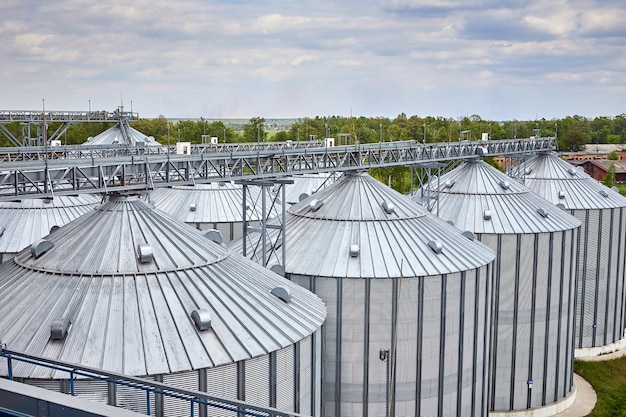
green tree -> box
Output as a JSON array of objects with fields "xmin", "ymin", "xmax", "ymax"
[
  {"xmin": 558, "ymin": 129, "xmax": 586, "ymax": 152},
  {"xmin": 602, "ymin": 163, "xmax": 616, "ymax": 188},
  {"xmin": 607, "ymin": 150, "xmax": 619, "ymax": 160},
  {"xmin": 242, "ymin": 117, "xmax": 266, "ymax": 142}
]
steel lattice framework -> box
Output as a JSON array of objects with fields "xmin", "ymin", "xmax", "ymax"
[{"xmin": 0, "ymin": 136, "xmax": 555, "ymax": 200}]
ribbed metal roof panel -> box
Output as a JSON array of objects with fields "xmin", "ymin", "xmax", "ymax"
[
  {"xmin": 284, "ymin": 173, "xmax": 335, "ymax": 205},
  {"xmin": 510, "ymin": 152, "xmax": 626, "ymax": 209},
  {"xmin": 232, "ymin": 173, "xmax": 495, "ymax": 278},
  {"xmin": 83, "ymin": 124, "xmax": 162, "ymax": 147},
  {"xmin": 0, "ymin": 195, "xmax": 100, "ymax": 254},
  {"xmin": 150, "ymin": 182, "xmax": 271, "ymax": 224},
  {"xmin": 417, "ymin": 159, "xmax": 581, "ymax": 234},
  {"xmin": 0, "ymin": 196, "xmax": 326, "ymax": 377}
]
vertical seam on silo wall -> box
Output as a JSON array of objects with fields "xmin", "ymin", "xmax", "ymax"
[
  {"xmin": 415, "ymin": 276, "xmax": 424, "ymax": 417},
  {"xmin": 335, "ymin": 278, "xmax": 342, "ymax": 417},
  {"xmin": 363, "ymin": 278, "xmax": 370, "ymax": 417},
  {"xmin": 294, "ymin": 341, "xmax": 301, "ymax": 413},
  {"xmin": 526, "ymin": 233, "xmax": 539, "ymax": 410},
  {"xmin": 457, "ymin": 270, "xmax": 467, "ymax": 417},
  {"xmin": 489, "ymin": 234, "xmax": 502, "ymax": 412},
  {"xmin": 593, "ymin": 210, "xmax": 603, "ymax": 346},
  {"xmin": 604, "ymin": 209, "xmax": 614, "ymax": 346},
  {"xmin": 509, "ymin": 234, "xmax": 521, "ymax": 410},
  {"xmin": 438, "ymin": 274, "xmax": 447, "ymax": 417},
  {"xmin": 541, "ymin": 232, "xmax": 554, "ymax": 406}
]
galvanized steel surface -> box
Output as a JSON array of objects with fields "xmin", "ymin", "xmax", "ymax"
[
  {"xmin": 511, "ymin": 152, "xmax": 626, "ymax": 209},
  {"xmin": 234, "ymin": 172, "xmax": 496, "ymax": 416},
  {"xmin": 0, "ymin": 194, "xmax": 101, "ymax": 255},
  {"xmin": 83, "ymin": 124, "xmax": 162, "ymax": 147},
  {"xmin": 283, "ymin": 173, "xmax": 335, "ymax": 205},
  {"xmin": 419, "ymin": 159, "xmax": 580, "ymax": 411},
  {"xmin": 234, "ymin": 172, "xmax": 496, "ymax": 278},
  {"xmin": 510, "ymin": 153, "xmax": 626, "ymax": 350},
  {"xmin": 0, "ymin": 195, "xmax": 326, "ymax": 378},
  {"xmin": 417, "ymin": 159, "xmax": 581, "ymax": 234},
  {"xmin": 150, "ymin": 182, "xmax": 273, "ymax": 224}
]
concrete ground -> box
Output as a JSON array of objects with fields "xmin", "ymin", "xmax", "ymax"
[{"xmin": 554, "ymin": 342, "xmax": 626, "ymax": 416}]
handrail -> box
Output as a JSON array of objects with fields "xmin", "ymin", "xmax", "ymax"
[{"xmin": 0, "ymin": 345, "xmax": 306, "ymax": 417}]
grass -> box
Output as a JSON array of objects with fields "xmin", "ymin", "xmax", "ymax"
[{"xmin": 575, "ymin": 356, "xmax": 626, "ymax": 416}]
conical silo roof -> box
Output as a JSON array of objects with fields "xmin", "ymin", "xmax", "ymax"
[
  {"xmin": 234, "ymin": 172, "xmax": 495, "ymax": 278},
  {"xmin": 283, "ymin": 173, "xmax": 335, "ymax": 205},
  {"xmin": 83, "ymin": 122, "xmax": 162, "ymax": 147},
  {"xmin": 0, "ymin": 195, "xmax": 326, "ymax": 378},
  {"xmin": 418, "ymin": 159, "xmax": 581, "ymax": 234},
  {"xmin": 511, "ymin": 152, "xmax": 626, "ymax": 209},
  {"xmin": 150, "ymin": 182, "xmax": 272, "ymax": 224},
  {"xmin": 0, "ymin": 195, "xmax": 100, "ymax": 255}
]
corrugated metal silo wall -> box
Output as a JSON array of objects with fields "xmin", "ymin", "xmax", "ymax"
[
  {"xmin": 22, "ymin": 335, "xmax": 319, "ymax": 417},
  {"xmin": 291, "ymin": 264, "xmax": 492, "ymax": 417},
  {"xmin": 480, "ymin": 228, "xmax": 577, "ymax": 412},
  {"xmin": 572, "ymin": 207, "xmax": 626, "ymax": 349}
]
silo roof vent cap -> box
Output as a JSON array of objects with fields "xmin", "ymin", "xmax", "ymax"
[
  {"xmin": 537, "ymin": 208, "xmax": 549, "ymax": 218},
  {"xmin": 269, "ymin": 264, "xmax": 286, "ymax": 277},
  {"xmin": 499, "ymin": 180, "xmax": 510, "ymax": 190},
  {"xmin": 271, "ymin": 286, "xmax": 292, "ymax": 303},
  {"xmin": 599, "ymin": 189, "xmax": 609, "ymax": 197},
  {"xmin": 137, "ymin": 244, "xmax": 153, "ymax": 263},
  {"xmin": 381, "ymin": 201, "xmax": 395, "ymax": 214},
  {"xmin": 309, "ymin": 199, "xmax": 324, "ymax": 212},
  {"xmin": 558, "ymin": 191, "xmax": 565, "ymax": 199},
  {"xmin": 298, "ymin": 193, "xmax": 310, "ymax": 202},
  {"xmin": 31, "ymin": 239, "xmax": 54, "ymax": 258},
  {"xmin": 50, "ymin": 317, "xmax": 71, "ymax": 340},
  {"xmin": 483, "ymin": 210, "xmax": 492, "ymax": 220},
  {"xmin": 444, "ymin": 179, "xmax": 455, "ymax": 189},
  {"xmin": 567, "ymin": 167, "xmax": 577, "ymax": 176},
  {"xmin": 190, "ymin": 203, "xmax": 197, "ymax": 212},
  {"xmin": 556, "ymin": 203, "xmax": 566, "ymax": 210},
  {"xmin": 428, "ymin": 240, "xmax": 443, "ymax": 254},
  {"xmin": 462, "ymin": 231, "xmax": 475, "ymax": 241},
  {"xmin": 191, "ymin": 309, "xmax": 211, "ymax": 331},
  {"xmin": 350, "ymin": 244, "xmax": 360, "ymax": 258},
  {"xmin": 204, "ymin": 229, "xmax": 223, "ymax": 245},
  {"xmin": 525, "ymin": 167, "xmax": 532, "ymax": 175}
]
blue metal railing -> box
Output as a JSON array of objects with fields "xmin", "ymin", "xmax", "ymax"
[{"xmin": 0, "ymin": 346, "xmax": 305, "ymax": 417}]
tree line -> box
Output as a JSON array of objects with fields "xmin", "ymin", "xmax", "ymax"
[{"xmin": 2, "ymin": 113, "xmax": 625, "ymax": 152}]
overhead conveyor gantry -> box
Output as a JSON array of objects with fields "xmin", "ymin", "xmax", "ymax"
[
  {"xmin": 0, "ymin": 136, "xmax": 555, "ymax": 201},
  {"xmin": 0, "ymin": 108, "xmax": 139, "ymax": 147}
]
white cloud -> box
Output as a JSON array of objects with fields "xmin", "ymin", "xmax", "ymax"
[{"xmin": 0, "ymin": 0, "xmax": 624, "ymax": 120}]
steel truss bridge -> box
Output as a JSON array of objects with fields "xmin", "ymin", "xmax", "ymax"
[
  {"xmin": 0, "ymin": 108, "xmax": 139, "ymax": 147},
  {"xmin": 0, "ymin": 136, "xmax": 555, "ymax": 201}
]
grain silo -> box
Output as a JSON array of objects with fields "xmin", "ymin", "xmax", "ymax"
[
  {"xmin": 0, "ymin": 194, "xmax": 326, "ymax": 417},
  {"xmin": 83, "ymin": 117, "xmax": 161, "ymax": 147},
  {"xmin": 0, "ymin": 194, "xmax": 100, "ymax": 262},
  {"xmin": 282, "ymin": 173, "xmax": 335, "ymax": 205},
  {"xmin": 415, "ymin": 159, "xmax": 581, "ymax": 413},
  {"xmin": 232, "ymin": 172, "xmax": 496, "ymax": 417},
  {"xmin": 149, "ymin": 181, "xmax": 278, "ymax": 243},
  {"xmin": 510, "ymin": 152, "xmax": 626, "ymax": 357}
]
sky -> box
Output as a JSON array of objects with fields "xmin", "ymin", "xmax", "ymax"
[{"xmin": 1, "ymin": 0, "xmax": 625, "ymax": 121}]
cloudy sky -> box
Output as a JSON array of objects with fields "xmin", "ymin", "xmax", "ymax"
[{"xmin": 1, "ymin": 0, "xmax": 625, "ymax": 120}]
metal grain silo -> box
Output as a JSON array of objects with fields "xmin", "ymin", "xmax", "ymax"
[
  {"xmin": 0, "ymin": 194, "xmax": 326, "ymax": 417},
  {"xmin": 511, "ymin": 152, "xmax": 626, "ymax": 357},
  {"xmin": 416, "ymin": 159, "xmax": 581, "ymax": 413},
  {"xmin": 149, "ymin": 182, "xmax": 277, "ymax": 243},
  {"xmin": 282, "ymin": 173, "xmax": 335, "ymax": 205},
  {"xmin": 83, "ymin": 118, "xmax": 162, "ymax": 147},
  {"xmin": 232, "ymin": 172, "xmax": 496, "ymax": 417},
  {"xmin": 0, "ymin": 194, "xmax": 100, "ymax": 262}
]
